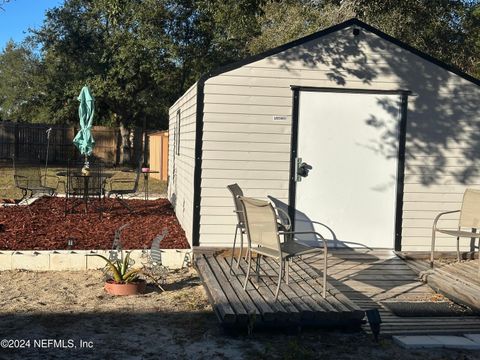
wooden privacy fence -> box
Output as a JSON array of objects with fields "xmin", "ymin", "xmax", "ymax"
[
  {"xmin": 0, "ymin": 122, "xmax": 142, "ymax": 165},
  {"xmin": 148, "ymin": 130, "xmax": 168, "ymax": 181}
]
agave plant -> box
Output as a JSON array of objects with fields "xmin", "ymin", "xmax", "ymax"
[{"xmin": 89, "ymin": 252, "xmax": 141, "ymax": 284}]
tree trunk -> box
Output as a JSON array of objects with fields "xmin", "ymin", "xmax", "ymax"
[{"xmin": 119, "ymin": 122, "xmax": 131, "ymax": 165}]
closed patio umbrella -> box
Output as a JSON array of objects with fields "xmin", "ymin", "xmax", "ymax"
[{"xmin": 73, "ymin": 85, "xmax": 95, "ymax": 165}]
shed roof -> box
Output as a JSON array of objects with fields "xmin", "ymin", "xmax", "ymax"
[{"xmin": 201, "ymin": 18, "xmax": 479, "ymax": 87}]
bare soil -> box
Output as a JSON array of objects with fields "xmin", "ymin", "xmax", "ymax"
[
  {"xmin": 0, "ymin": 269, "xmax": 478, "ymax": 360},
  {"xmin": 0, "ymin": 197, "xmax": 189, "ymax": 250}
]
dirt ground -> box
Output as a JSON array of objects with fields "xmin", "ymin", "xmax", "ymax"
[{"xmin": 0, "ymin": 268, "xmax": 479, "ymax": 360}]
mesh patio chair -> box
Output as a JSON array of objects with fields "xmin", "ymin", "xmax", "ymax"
[
  {"xmin": 431, "ymin": 188, "xmax": 480, "ymax": 269},
  {"xmin": 239, "ymin": 196, "xmax": 328, "ymax": 300},
  {"xmin": 227, "ymin": 184, "xmax": 246, "ymax": 273},
  {"xmin": 12, "ymin": 156, "xmax": 59, "ymax": 203},
  {"xmin": 227, "ymin": 183, "xmax": 292, "ymax": 274},
  {"xmin": 106, "ymin": 160, "xmax": 142, "ymax": 213}
]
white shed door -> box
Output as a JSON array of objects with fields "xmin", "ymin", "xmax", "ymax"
[{"xmin": 295, "ymin": 91, "xmax": 401, "ymax": 249}]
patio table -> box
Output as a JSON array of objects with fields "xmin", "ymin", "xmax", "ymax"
[{"xmin": 58, "ymin": 171, "xmax": 114, "ymax": 213}]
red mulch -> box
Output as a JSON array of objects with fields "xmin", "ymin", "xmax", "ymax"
[{"xmin": 0, "ymin": 197, "xmax": 189, "ymax": 250}]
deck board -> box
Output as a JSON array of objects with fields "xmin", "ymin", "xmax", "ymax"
[
  {"xmin": 322, "ymin": 250, "xmax": 480, "ymax": 335},
  {"xmin": 195, "ymin": 249, "xmax": 480, "ymax": 334},
  {"xmin": 195, "ymin": 253, "xmax": 365, "ymax": 329},
  {"xmin": 401, "ymin": 256, "xmax": 480, "ymax": 313}
]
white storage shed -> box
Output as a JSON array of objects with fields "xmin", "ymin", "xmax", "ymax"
[{"xmin": 168, "ymin": 19, "xmax": 480, "ymax": 252}]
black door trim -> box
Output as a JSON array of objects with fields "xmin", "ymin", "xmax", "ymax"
[
  {"xmin": 290, "ymin": 85, "xmax": 412, "ymax": 96},
  {"xmin": 288, "ymin": 86, "xmax": 410, "ymax": 251}
]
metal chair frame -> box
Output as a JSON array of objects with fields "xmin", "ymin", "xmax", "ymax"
[
  {"xmin": 431, "ymin": 188, "xmax": 480, "ymax": 269},
  {"xmin": 12, "ymin": 156, "xmax": 58, "ymax": 203},
  {"xmin": 239, "ymin": 196, "xmax": 328, "ymax": 301},
  {"xmin": 227, "ymin": 184, "xmax": 292, "ymax": 275},
  {"xmin": 106, "ymin": 161, "xmax": 142, "ymax": 213}
]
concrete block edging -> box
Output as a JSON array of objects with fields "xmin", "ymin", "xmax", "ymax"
[{"xmin": 0, "ymin": 249, "xmax": 191, "ymax": 271}]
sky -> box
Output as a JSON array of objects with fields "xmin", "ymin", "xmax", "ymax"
[{"xmin": 0, "ymin": 0, "xmax": 64, "ymax": 50}]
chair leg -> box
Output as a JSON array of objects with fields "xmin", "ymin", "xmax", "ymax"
[
  {"xmin": 456, "ymin": 226, "xmax": 461, "ymax": 261},
  {"xmin": 430, "ymin": 229, "xmax": 436, "ymax": 268},
  {"xmin": 236, "ymin": 229, "xmax": 244, "ymax": 269},
  {"xmin": 274, "ymin": 259, "xmax": 283, "ymax": 301},
  {"xmin": 457, "ymin": 236, "xmax": 461, "ymax": 262},
  {"xmin": 322, "ymin": 256, "xmax": 327, "ymax": 298},
  {"xmin": 116, "ymin": 196, "xmax": 133, "ymax": 213},
  {"xmin": 229, "ymin": 225, "xmax": 239, "ymax": 274},
  {"xmin": 243, "ymin": 250, "xmax": 252, "ymax": 290},
  {"xmin": 478, "ymin": 239, "xmax": 480, "ymax": 277},
  {"xmin": 285, "ymin": 258, "xmax": 290, "ymax": 285},
  {"xmin": 255, "ymin": 254, "xmax": 261, "ymax": 282},
  {"xmin": 19, "ymin": 189, "xmax": 28, "ymax": 204}
]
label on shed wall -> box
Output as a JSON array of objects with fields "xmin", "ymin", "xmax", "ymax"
[{"xmin": 273, "ymin": 115, "xmax": 288, "ymax": 121}]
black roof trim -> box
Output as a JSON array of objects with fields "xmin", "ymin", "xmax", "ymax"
[{"xmin": 202, "ymin": 18, "xmax": 480, "ymax": 87}]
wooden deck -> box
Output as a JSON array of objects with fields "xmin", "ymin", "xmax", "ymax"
[
  {"xmin": 400, "ymin": 255, "xmax": 480, "ymax": 313},
  {"xmin": 195, "ymin": 249, "xmax": 480, "ymax": 335},
  {"xmin": 309, "ymin": 250, "xmax": 480, "ymax": 335},
  {"xmin": 195, "ymin": 253, "xmax": 365, "ymax": 330}
]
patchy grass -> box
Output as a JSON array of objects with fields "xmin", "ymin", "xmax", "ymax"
[{"xmin": 0, "ymin": 165, "xmax": 166, "ymax": 200}]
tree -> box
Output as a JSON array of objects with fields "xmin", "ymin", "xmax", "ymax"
[
  {"xmin": 247, "ymin": 0, "xmax": 479, "ymax": 79},
  {"xmin": 345, "ymin": 0, "xmax": 479, "ymax": 77},
  {"xmin": 163, "ymin": 0, "xmax": 264, "ymax": 96},
  {"xmin": 0, "ymin": 41, "xmax": 48, "ymax": 122},
  {"xmin": 247, "ymin": 1, "xmax": 354, "ymax": 54},
  {"xmin": 33, "ymin": 0, "xmax": 173, "ymax": 129},
  {"xmin": 1, "ymin": 0, "xmax": 477, "ymax": 134}
]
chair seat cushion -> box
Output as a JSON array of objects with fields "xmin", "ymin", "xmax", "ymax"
[
  {"xmin": 281, "ymin": 240, "xmax": 323, "ymax": 257},
  {"xmin": 252, "ymin": 246, "xmax": 281, "ymax": 259},
  {"xmin": 251, "ymin": 241, "xmax": 322, "ymax": 259},
  {"xmin": 436, "ymin": 228, "xmax": 480, "ymax": 238}
]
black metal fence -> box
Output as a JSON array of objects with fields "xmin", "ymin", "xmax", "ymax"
[{"xmin": 0, "ymin": 122, "xmax": 142, "ymax": 165}]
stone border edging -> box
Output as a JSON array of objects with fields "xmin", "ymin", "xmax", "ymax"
[{"xmin": 0, "ymin": 249, "xmax": 191, "ymax": 271}]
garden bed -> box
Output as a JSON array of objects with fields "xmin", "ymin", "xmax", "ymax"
[{"xmin": 0, "ymin": 197, "xmax": 189, "ymax": 250}]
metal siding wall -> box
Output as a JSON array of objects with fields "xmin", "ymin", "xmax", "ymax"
[
  {"xmin": 168, "ymin": 83, "xmax": 197, "ymax": 246},
  {"xmin": 196, "ymin": 26, "xmax": 480, "ymax": 250}
]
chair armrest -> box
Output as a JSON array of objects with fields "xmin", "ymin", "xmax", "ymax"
[
  {"xmin": 280, "ymin": 231, "xmax": 325, "ymax": 240},
  {"xmin": 275, "ymin": 207, "xmax": 292, "ymax": 231},
  {"xmin": 433, "ymin": 210, "xmax": 460, "ymax": 231},
  {"xmin": 280, "ymin": 230, "xmax": 328, "ymax": 297}
]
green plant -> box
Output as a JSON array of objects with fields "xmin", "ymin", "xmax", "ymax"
[{"xmin": 88, "ymin": 252, "xmax": 141, "ymax": 284}]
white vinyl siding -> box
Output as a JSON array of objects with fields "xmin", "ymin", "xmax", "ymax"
[
  {"xmin": 195, "ymin": 25, "xmax": 480, "ymax": 250},
  {"xmin": 168, "ymin": 82, "xmax": 197, "ymax": 245}
]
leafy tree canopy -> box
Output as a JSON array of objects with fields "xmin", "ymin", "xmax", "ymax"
[{"xmin": 0, "ymin": 0, "xmax": 478, "ymax": 128}]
